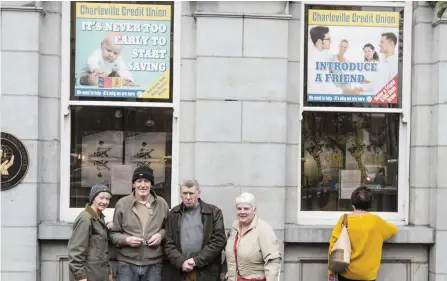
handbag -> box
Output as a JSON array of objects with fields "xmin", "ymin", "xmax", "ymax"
[
  {"xmin": 233, "ymin": 234, "xmax": 266, "ymax": 281},
  {"xmin": 328, "ymin": 214, "xmax": 351, "ymax": 273}
]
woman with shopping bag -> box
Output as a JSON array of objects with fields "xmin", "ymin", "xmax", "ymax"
[{"xmin": 328, "ymin": 186, "xmax": 398, "ymax": 281}]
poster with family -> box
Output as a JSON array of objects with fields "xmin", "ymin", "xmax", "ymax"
[
  {"xmin": 74, "ymin": 2, "xmax": 171, "ymax": 99},
  {"xmin": 307, "ymin": 9, "xmax": 400, "ymax": 104}
]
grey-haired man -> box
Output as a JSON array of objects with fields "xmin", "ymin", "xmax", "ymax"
[{"xmin": 163, "ymin": 180, "xmax": 226, "ymax": 281}]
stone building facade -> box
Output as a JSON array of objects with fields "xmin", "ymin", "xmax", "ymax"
[{"xmin": 0, "ymin": 1, "xmax": 446, "ymax": 281}]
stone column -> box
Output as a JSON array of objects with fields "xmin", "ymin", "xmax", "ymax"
[
  {"xmin": 37, "ymin": 2, "xmax": 62, "ymax": 280},
  {"xmin": 285, "ymin": 1, "xmax": 301, "ymax": 226},
  {"xmin": 1, "ymin": 2, "xmax": 62, "ymax": 280},
  {"xmin": 179, "ymin": 1, "xmax": 197, "ymax": 196},
  {"xmin": 409, "ymin": 2, "xmax": 432, "ymax": 226},
  {"xmin": 1, "ymin": 3, "xmax": 43, "ymax": 281},
  {"xmin": 190, "ymin": 0, "xmax": 289, "ymax": 248},
  {"xmin": 426, "ymin": 2, "xmax": 447, "ymax": 281}
]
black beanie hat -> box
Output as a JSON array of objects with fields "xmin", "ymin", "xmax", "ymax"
[
  {"xmin": 132, "ymin": 166, "xmax": 155, "ymax": 186},
  {"xmin": 89, "ymin": 184, "xmax": 112, "ymax": 203}
]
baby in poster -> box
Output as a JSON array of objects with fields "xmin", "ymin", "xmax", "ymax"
[{"xmin": 80, "ymin": 32, "xmax": 135, "ymax": 87}]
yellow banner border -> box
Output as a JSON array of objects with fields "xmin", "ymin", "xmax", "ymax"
[
  {"xmin": 308, "ymin": 9, "xmax": 400, "ymax": 28},
  {"xmin": 76, "ymin": 2, "xmax": 172, "ymax": 21}
]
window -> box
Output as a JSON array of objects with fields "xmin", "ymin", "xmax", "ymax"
[
  {"xmin": 69, "ymin": 107, "xmax": 173, "ymax": 208},
  {"xmin": 60, "ymin": 1, "xmax": 181, "ymax": 222},
  {"xmin": 298, "ymin": 1, "xmax": 412, "ymax": 225},
  {"xmin": 301, "ymin": 112, "xmax": 399, "ymax": 212}
]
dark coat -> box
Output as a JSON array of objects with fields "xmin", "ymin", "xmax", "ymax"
[
  {"xmin": 162, "ymin": 199, "xmax": 227, "ymax": 281},
  {"xmin": 68, "ymin": 204, "xmax": 110, "ymax": 281}
]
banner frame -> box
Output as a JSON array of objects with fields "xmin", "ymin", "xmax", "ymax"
[{"xmin": 297, "ymin": 1, "xmax": 412, "ymax": 226}]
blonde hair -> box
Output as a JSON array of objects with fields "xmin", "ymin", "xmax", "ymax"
[{"xmin": 235, "ymin": 192, "xmax": 256, "ymax": 208}]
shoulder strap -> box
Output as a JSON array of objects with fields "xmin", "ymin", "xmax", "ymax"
[
  {"xmin": 233, "ymin": 233, "xmax": 240, "ymax": 275},
  {"xmin": 342, "ymin": 214, "xmax": 349, "ymax": 228}
]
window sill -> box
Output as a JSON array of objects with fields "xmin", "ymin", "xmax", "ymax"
[
  {"xmin": 285, "ymin": 224, "xmax": 435, "ymax": 244},
  {"xmin": 39, "ymin": 221, "xmax": 74, "ymax": 240},
  {"xmin": 38, "ymin": 222, "xmax": 435, "ymax": 244}
]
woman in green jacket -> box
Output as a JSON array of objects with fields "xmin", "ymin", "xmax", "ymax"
[{"xmin": 68, "ymin": 184, "xmax": 113, "ymax": 281}]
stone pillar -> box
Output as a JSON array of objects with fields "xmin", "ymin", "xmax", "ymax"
[
  {"xmin": 1, "ymin": 2, "xmax": 62, "ymax": 281},
  {"xmin": 178, "ymin": 1, "xmax": 197, "ymax": 198},
  {"xmin": 426, "ymin": 2, "xmax": 447, "ymax": 281},
  {"xmin": 37, "ymin": 2, "xmax": 62, "ymax": 280},
  {"xmin": 37, "ymin": 2, "xmax": 62, "ymax": 225},
  {"xmin": 285, "ymin": 1, "xmax": 301, "ymax": 226},
  {"xmin": 188, "ymin": 0, "xmax": 289, "ymax": 247},
  {"xmin": 0, "ymin": 3, "xmax": 43, "ymax": 281},
  {"xmin": 409, "ymin": 2, "xmax": 432, "ymax": 226}
]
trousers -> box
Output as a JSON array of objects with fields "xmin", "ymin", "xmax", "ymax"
[{"xmin": 117, "ymin": 262, "xmax": 162, "ymax": 281}]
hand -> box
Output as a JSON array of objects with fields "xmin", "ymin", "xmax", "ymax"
[
  {"xmin": 186, "ymin": 258, "xmax": 195, "ymax": 267},
  {"xmin": 328, "ymin": 274, "xmax": 336, "ymax": 281},
  {"xmin": 220, "ymin": 272, "xmax": 226, "ymax": 281},
  {"xmin": 1, "ymin": 155, "xmax": 14, "ymax": 175},
  {"xmin": 125, "ymin": 236, "xmax": 144, "ymax": 247},
  {"xmin": 354, "ymin": 87, "xmax": 364, "ymax": 93},
  {"xmin": 146, "ymin": 233, "xmax": 162, "ymax": 246},
  {"xmin": 79, "ymin": 279, "xmax": 87, "ymax": 281},
  {"xmin": 182, "ymin": 260, "xmax": 194, "ymax": 272},
  {"xmin": 105, "ymin": 221, "xmax": 113, "ymax": 230},
  {"xmin": 92, "ymin": 68, "xmax": 104, "ymax": 76}
]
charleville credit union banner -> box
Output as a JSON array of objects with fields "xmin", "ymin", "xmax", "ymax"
[
  {"xmin": 307, "ymin": 9, "xmax": 400, "ymax": 104},
  {"xmin": 74, "ymin": 2, "xmax": 171, "ymax": 99}
]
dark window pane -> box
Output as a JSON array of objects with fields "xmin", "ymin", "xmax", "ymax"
[
  {"xmin": 70, "ymin": 106, "xmax": 173, "ymax": 208},
  {"xmin": 301, "ymin": 112, "xmax": 399, "ymax": 212},
  {"xmin": 303, "ymin": 5, "xmax": 404, "ymax": 108}
]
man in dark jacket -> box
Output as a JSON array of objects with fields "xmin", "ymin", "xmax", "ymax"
[{"xmin": 163, "ymin": 180, "xmax": 226, "ymax": 281}]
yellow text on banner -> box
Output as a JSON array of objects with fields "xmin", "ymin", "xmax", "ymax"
[
  {"xmin": 308, "ymin": 10, "xmax": 400, "ymax": 27},
  {"xmin": 76, "ymin": 3, "xmax": 171, "ymax": 21},
  {"xmin": 140, "ymin": 70, "xmax": 170, "ymax": 99}
]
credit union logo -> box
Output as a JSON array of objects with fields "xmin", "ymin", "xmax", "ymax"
[{"xmin": 1, "ymin": 132, "xmax": 29, "ymax": 191}]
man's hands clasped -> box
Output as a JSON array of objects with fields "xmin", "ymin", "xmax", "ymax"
[
  {"xmin": 125, "ymin": 233, "xmax": 162, "ymax": 248},
  {"xmin": 182, "ymin": 258, "xmax": 196, "ymax": 272},
  {"xmin": 125, "ymin": 236, "xmax": 144, "ymax": 247}
]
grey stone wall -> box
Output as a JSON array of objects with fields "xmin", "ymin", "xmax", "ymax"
[
  {"xmin": 0, "ymin": 1, "xmax": 444, "ymax": 281},
  {"xmin": 183, "ymin": 0, "xmax": 290, "ymax": 237},
  {"xmin": 411, "ymin": 1, "xmax": 447, "ymax": 281},
  {"xmin": 1, "ymin": 2, "xmax": 61, "ymax": 281}
]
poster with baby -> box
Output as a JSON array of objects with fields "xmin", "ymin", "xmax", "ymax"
[
  {"xmin": 74, "ymin": 2, "xmax": 171, "ymax": 99},
  {"xmin": 307, "ymin": 9, "xmax": 400, "ymax": 104}
]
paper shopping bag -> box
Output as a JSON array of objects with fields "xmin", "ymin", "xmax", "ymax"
[{"xmin": 328, "ymin": 214, "xmax": 351, "ymax": 273}]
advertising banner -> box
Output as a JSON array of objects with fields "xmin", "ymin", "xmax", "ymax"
[
  {"xmin": 307, "ymin": 9, "xmax": 400, "ymax": 104},
  {"xmin": 74, "ymin": 2, "xmax": 171, "ymax": 99}
]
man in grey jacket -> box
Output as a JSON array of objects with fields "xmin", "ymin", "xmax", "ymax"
[{"xmin": 110, "ymin": 167, "xmax": 169, "ymax": 281}]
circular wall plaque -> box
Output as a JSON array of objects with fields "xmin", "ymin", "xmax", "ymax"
[{"xmin": 1, "ymin": 132, "xmax": 29, "ymax": 191}]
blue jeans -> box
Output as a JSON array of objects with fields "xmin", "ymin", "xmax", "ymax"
[{"xmin": 117, "ymin": 262, "xmax": 162, "ymax": 281}]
